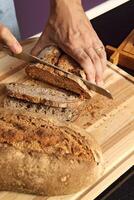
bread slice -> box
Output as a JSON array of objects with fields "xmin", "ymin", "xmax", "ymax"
[
  {"xmin": 58, "ymin": 54, "xmax": 86, "ymax": 79},
  {"xmin": 6, "ymin": 81, "xmax": 84, "ymax": 108},
  {"xmin": 40, "ymin": 45, "xmax": 61, "ymax": 64},
  {"xmin": 3, "ymin": 96, "xmax": 80, "ymax": 122},
  {"xmin": 0, "ymin": 107, "xmax": 103, "ymax": 196},
  {"xmin": 25, "ymin": 46, "xmax": 91, "ymax": 98}
]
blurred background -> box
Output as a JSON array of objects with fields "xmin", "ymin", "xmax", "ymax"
[
  {"xmin": 13, "ymin": 0, "xmax": 133, "ymax": 58},
  {"xmin": 14, "ymin": 0, "xmax": 107, "ymax": 39}
]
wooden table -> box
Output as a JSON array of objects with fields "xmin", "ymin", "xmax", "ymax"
[{"xmin": 0, "ymin": 38, "xmax": 133, "ymax": 200}]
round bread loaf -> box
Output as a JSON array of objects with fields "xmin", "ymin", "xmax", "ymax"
[{"xmin": 0, "ymin": 108, "xmax": 104, "ymax": 196}]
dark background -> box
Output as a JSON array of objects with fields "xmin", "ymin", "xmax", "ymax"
[{"xmin": 14, "ymin": 0, "xmax": 107, "ymax": 39}]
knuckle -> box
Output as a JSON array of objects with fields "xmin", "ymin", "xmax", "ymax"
[
  {"xmin": 87, "ymin": 47, "xmax": 100, "ymax": 63},
  {"xmin": 92, "ymin": 54, "xmax": 99, "ymax": 62},
  {"xmin": 96, "ymin": 49, "xmax": 106, "ymax": 60},
  {"xmin": 73, "ymin": 49, "xmax": 88, "ymax": 62},
  {"xmin": 80, "ymin": 55, "xmax": 89, "ymax": 64},
  {"xmin": 62, "ymin": 34, "xmax": 76, "ymax": 48},
  {"xmin": 90, "ymin": 52, "xmax": 100, "ymax": 64},
  {"xmin": 100, "ymin": 50, "xmax": 107, "ymax": 59},
  {"xmin": 86, "ymin": 46, "xmax": 92, "ymax": 53},
  {"xmin": 62, "ymin": 40, "xmax": 77, "ymax": 54}
]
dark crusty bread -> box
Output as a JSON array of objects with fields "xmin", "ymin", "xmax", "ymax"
[
  {"xmin": 0, "ymin": 107, "xmax": 103, "ymax": 196},
  {"xmin": 3, "ymin": 96, "xmax": 81, "ymax": 122},
  {"xmin": 58, "ymin": 54, "xmax": 86, "ymax": 79},
  {"xmin": 25, "ymin": 46, "xmax": 91, "ymax": 98},
  {"xmin": 6, "ymin": 82, "xmax": 84, "ymax": 108}
]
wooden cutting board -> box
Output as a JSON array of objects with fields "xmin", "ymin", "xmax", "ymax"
[{"xmin": 0, "ymin": 38, "xmax": 133, "ymax": 200}]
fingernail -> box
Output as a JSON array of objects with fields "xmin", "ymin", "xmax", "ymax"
[{"xmin": 12, "ymin": 43, "xmax": 22, "ymax": 54}]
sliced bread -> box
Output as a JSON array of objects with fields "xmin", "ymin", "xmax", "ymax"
[
  {"xmin": 25, "ymin": 46, "xmax": 91, "ymax": 98},
  {"xmin": 6, "ymin": 82, "xmax": 84, "ymax": 108},
  {"xmin": 3, "ymin": 96, "xmax": 81, "ymax": 122}
]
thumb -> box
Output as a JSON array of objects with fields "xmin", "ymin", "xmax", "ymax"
[{"xmin": 0, "ymin": 25, "xmax": 22, "ymax": 54}]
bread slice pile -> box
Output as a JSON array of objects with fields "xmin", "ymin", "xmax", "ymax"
[
  {"xmin": 0, "ymin": 46, "xmax": 104, "ymax": 196},
  {"xmin": 4, "ymin": 46, "xmax": 92, "ymax": 122}
]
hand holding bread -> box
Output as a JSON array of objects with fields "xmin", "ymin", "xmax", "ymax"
[{"xmin": 32, "ymin": 0, "xmax": 107, "ymax": 86}]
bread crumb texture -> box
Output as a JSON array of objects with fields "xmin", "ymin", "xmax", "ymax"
[
  {"xmin": 25, "ymin": 46, "xmax": 91, "ymax": 98},
  {"xmin": 0, "ymin": 109, "xmax": 93, "ymax": 163}
]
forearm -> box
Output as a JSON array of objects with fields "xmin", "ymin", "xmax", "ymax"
[
  {"xmin": 50, "ymin": 0, "xmax": 82, "ymax": 8},
  {"xmin": 50, "ymin": 0, "xmax": 83, "ymax": 16}
]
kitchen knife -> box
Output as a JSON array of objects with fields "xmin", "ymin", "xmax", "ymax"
[{"xmin": 2, "ymin": 45, "xmax": 113, "ymax": 99}]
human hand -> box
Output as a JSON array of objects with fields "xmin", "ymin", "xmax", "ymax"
[
  {"xmin": 32, "ymin": 0, "xmax": 107, "ymax": 86},
  {"xmin": 0, "ymin": 24, "xmax": 22, "ymax": 54}
]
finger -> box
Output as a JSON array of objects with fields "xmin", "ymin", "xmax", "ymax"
[
  {"xmin": 86, "ymin": 47, "xmax": 104, "ymax": 86},
  {"xmin": 62, "ymin": 47, "xmax": 96, "ymax": 83},
  {"xmin": 0, "ymin": 25, "xmax": 22, "ymax": 54},
  {"xmin": 94, "ymin": 44, "xmax": 107, "ymax": 72},
  {"xmin": 99, "ymin": 51, "xmax": 107, "ymax": 72}
]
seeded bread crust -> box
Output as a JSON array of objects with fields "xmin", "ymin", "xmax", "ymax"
[
  {"xmin": 57, "ymin": 54, "xmax": 86, "ymax": 79},
  {"xmin": 0, "ymin": 108, "xmax": 103, "ymax": 196},
  {"xmin": 25, "ymin": 46, "xmax": 91, "ymax": 98},
  {"xmin": 6, "ymin": 82, "xmax": 84, "ymax": 108}
]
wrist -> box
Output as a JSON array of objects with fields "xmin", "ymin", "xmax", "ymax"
[
  {"xmin": 50, "ymin": 0, "xmax": 81, "ymax": 6},
  {"xmin": 50, "ymin": 0, "xmax": 82, "ymax": 12}
]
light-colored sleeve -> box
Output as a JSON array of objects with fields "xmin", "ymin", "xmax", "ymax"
[{"xmin": 0, "ymin": 0, "xmax": 21, "ymax": 39}]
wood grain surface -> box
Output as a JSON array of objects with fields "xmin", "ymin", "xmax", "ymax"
[{"xmin": 0, "ymin": 38, "xmax": 133, "ymax": 200}]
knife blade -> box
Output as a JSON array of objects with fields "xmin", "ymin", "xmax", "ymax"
[{"xmin": 2, "ymin": 45, "xmax": 113, "ymax": 99}]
